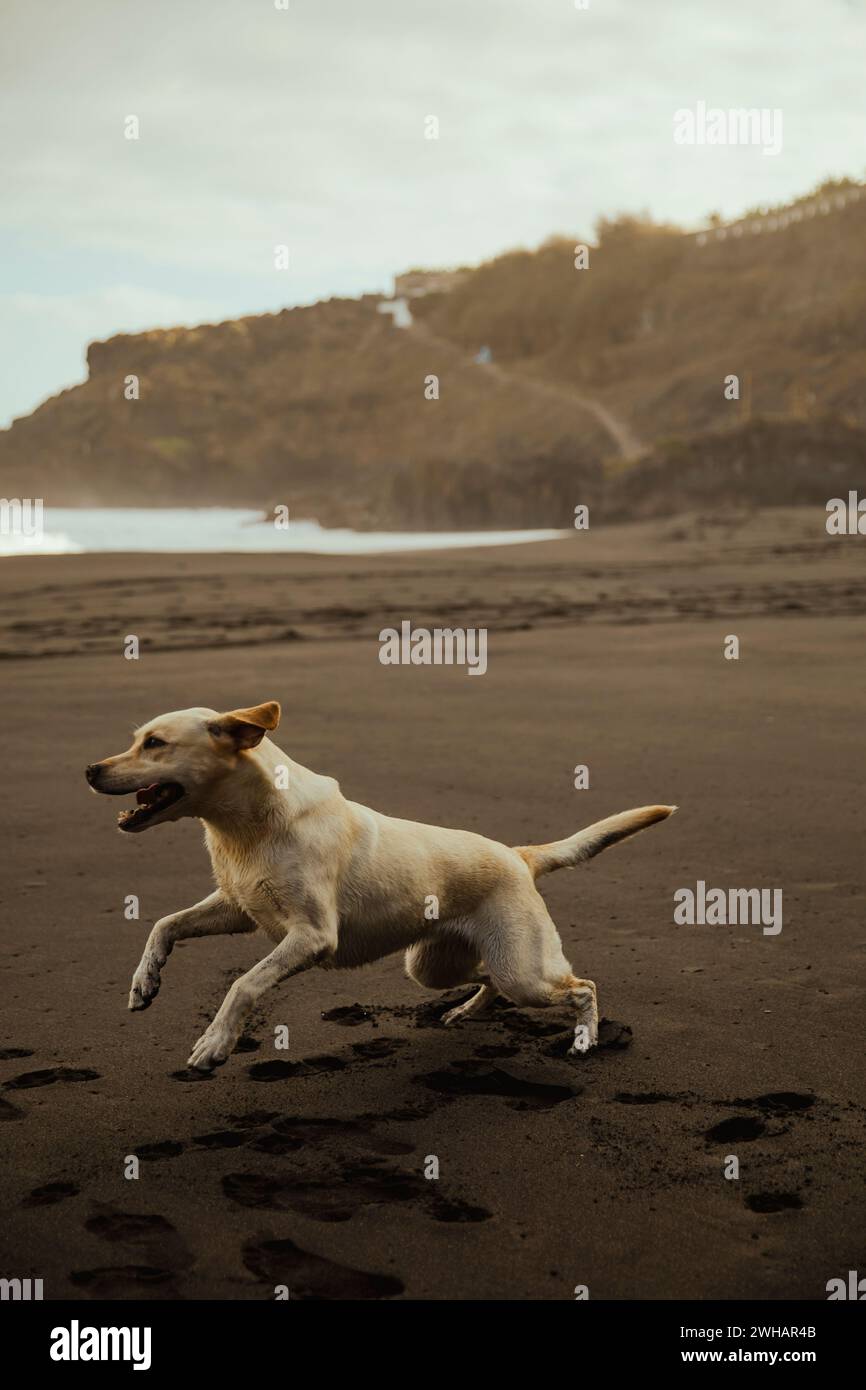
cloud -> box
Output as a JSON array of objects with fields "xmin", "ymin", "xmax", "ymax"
[{"xmin": 1, "ymin": 0, "xmax": 865, "ymax": 421}]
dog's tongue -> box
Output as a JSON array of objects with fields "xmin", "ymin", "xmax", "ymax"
[{"xmin": 136, "ymin": 784, "xmax": 159, "ymax": 805}]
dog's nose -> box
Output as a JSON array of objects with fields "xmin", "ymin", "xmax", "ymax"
[{"xmin": 85, "ymin": 763, "xmax": 101, "ymax": 786}]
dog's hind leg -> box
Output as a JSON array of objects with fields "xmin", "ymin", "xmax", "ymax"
[
  {"xmin": 558, "ymin": 976, "xmax": 599, "ymax": 1054},
  {"xmin": 480, "ymin": 889, "xmax": 599, "ymax": 1053},
  {"xmin": 405, "ymin": 933, "xmax": 499, "ymax": 1025},
  {"xmin": 128, "ymin": 890, "xmax": 256, "ymax": 1011},
  {"xmin": 405, "ymin": 934, "xmax": 483, "ymax": 990},
  {"xmin": 441, "ymin": 983, "xmax": 498, "ymax": 1025},
  {"xmin": 187, "ymin": 907, "xmax": 337, "ymax": 1072}
]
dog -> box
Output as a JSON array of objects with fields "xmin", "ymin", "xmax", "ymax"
[{"xmin": 86, "ymin": 701, "xmax": 676, "ymax": 1072}]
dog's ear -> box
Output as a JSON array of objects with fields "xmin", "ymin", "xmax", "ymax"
[{"xmin": 208, "ymin": 701, "xmax": 281, "ymax": 750}]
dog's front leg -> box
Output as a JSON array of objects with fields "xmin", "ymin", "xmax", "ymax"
[
  {"xmin": 187, "ymin": 911, "xmax": 336, "ymax": 1072},
  {"xmin": 129, "ymin": 891, "xmax": 256, "ymax": 1011}
]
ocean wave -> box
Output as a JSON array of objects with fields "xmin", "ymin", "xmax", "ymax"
[{"xmin": 1, "ymin": 509, "xmax": 567, "ymax": 556}]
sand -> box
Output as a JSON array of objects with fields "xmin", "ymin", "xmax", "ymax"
[{"xmin": 1, "ymin": 510, "xmax": 864, "ymax": 1300}]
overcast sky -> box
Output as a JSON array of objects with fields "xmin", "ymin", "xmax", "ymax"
[{"xmin": 1, "ymin": 0, "xmax": 864, "ymax": 426}]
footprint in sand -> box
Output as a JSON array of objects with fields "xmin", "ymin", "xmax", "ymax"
[
  {"xmin": 221, "ymin": 1116, "xmax": 491, "ymax": 1225},
  {"xmin": 543, "ymin": 1018, "xmax": 634, "ymax": 1057},
  {"xmin": 705, "ymin": 1115, "xmax": 766, "ymax": 1143},
  {"xmin": 703, "ymin": 1092, "xmax": 817, "ymax": 1145},
  {"xmin": 70, "ymin": 1266, "xmax": 177, "ymax": 1297},
  {"xmin": 321, "ymin": 1003, "xmax": 380, "ymax": 1027},
  {"xmin": 224, "ymin": 1166, "xmax": 428, "ymax": 1222},
  {"xmin": 24, "ymin": 1181, "xmax": 79, "ymax": 1207},
  {"xmin": 703, "ymin": 1092, "xmax": 817, "ymax": 1217},
  {"xmin": 715, "ymin": 1091, "xmax": 816, "ymax": 1115},
  {"xmin": 416, "ymin": 1060, "xmax": 579, "ymax": 1110},
  {"xmin": 247, "ymin": 1054, "xmax": 347, "ymax": 1082},
  {"xmin": 222, "ymin": 1110, "xmax": 280, "ymax": 1129},
  {"xmin": 428, "ymin": 1197, "xmax": 493, "ymax": 1223},
  {"xmin": 135, "ymin": 1140, "xmax": 185, "ymax": 1161},
  {"xmin": 192, "ymin": 1129, "xmax": 249, "ymax": 1150},
  {"xmin": 4, "ymin": 1067, "xmax": 100, "ymax": 1090},
  {"xmin": 243, "ymin": 1038, "xmax": 406, "ymax": 1083},
  {"xmin": 243, "ymin": 1236, "xmax": 403, "ymax": 1299},
  {"xmin": 745, "ymin": 1191, "xmax": 804, "ymax": 1214},
  {"xmin": 71, "ymin": 1206, "xmax": 194, "ymax": 1299},
  {"xmin": 350, "ymin": 1038, "xmax": 407, "ymax": 1060},
  {"xmin": 223, "ymin": 1121, "xmax": 425, "ymax": 1221},
  {"xmin": 366, "ymin": 1103, "xmax": 438, "ymax": 1122},
  {"xmin": 613, "ymin": 1090, "xmax": 696, "ymax": 1106},
  {"xmin": 259, "ymin": 1116, "xmax": 416, "ymax": 1157}
]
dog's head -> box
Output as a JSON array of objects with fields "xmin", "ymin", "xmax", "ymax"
[{"xmin": 85, "ymin": 701, "xmax": 281, "ymax": 833}]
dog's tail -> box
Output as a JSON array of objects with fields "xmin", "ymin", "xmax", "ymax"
[{"xmin": 514, "ymin": 805, "xmax": 677, "ymax": 880}]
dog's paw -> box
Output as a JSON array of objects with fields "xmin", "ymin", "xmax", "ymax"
[
  {"xmin": 441, "ymin": 1004, "xmax": 468, "ymax": 1027},
  {"xmin": 128, "ymin": 957, "xmax": 162, "ymax": 1011},
  {"xmin": 567, "ymin": 1018, "xmax": 598, "ymax": 1056},
  {"xmin": 187, "ymin": 1027, "xmax": 233, "ymax": 1072},
  {"xmin": 568, "ymin": 982, "xmax": 598, "ymax": 1055}
]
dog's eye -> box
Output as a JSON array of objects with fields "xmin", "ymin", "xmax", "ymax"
[{"xmin": 143, "ymin": 735, "xmax": 167, "ymax": 750}]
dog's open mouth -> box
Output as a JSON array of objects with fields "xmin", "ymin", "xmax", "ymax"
[{"xmin": 118, "ymin": 782, "xmax": 185, "ymax": 832}]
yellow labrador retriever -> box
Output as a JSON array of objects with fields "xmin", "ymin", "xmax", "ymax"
[{"xmin": 86, "ymin": 702, "xmax": 675, "ymax": 1072}]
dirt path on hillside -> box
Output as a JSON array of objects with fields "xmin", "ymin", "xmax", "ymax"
[{"xmin": 408, "ymin": 317, "xmax": 645, "ymax": 460}]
